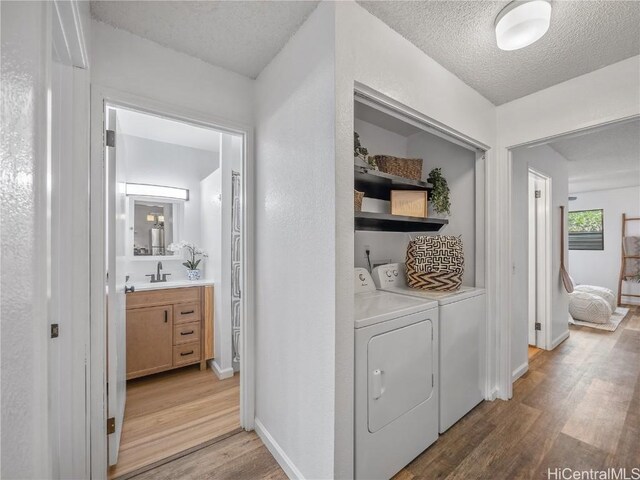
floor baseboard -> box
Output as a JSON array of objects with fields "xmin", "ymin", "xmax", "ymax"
[
  {"xmin": 255, "ymin": 418, "xmax": 304, "ymax": 480},
  {"xmin": 210, "ymin": 359, "xmax": 234, "ymax": 380},
  {"xmin": 512, "ymin": 362, "xmax": 529, "ymax": 383}
]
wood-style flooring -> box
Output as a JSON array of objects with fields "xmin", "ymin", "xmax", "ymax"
[
  {"xmin": 395, "ymin": 305, "xmax": 640, "ymax": 479},
  {"xmin": 528, "ymin": 345, "xmax": 542, "ymax": 360},
  {"xmin": 129, "ymin": 306, "xmax": 640, "ymax": 480},
  {"xmin": 109, "ymin": 365, "xmax": 240, "ymax": 479}
]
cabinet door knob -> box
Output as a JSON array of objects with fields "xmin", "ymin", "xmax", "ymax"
[
  {"xmin": 164, "ymin": 310, "xmax": 168, "ymax": 323},
  {"xmin": 181, "ymin": 310, "xmax": 195, "ymax": 315},
  {"xmin": 180, "ymin": 351, "xmax": 194, "ymax": 356},
  {"xmin": 180, "ymin": 330, "xmax": 194, "ymax": 336}
]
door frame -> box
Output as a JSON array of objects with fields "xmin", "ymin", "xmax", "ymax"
[
  {"xmin": 527, "ymin": 168, "xmax": 552, "ymax": 350},
  {"xmin": 498, "ymin": 113, "xmax": 640, "ymax": 399},
  {"xmin": 89, "ymin": 86, "xmax": 255, "ymax": 477}
]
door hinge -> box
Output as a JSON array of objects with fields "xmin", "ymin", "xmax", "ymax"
[
  {"xmin": 535, "ymin": 190, "xmax": 541, "ymax": 199},
  {"xmin": 107, "ymin": 417, "xmax": 116, "ymax": 435},
  {"xmin": 535, "ymin": 322, "xmax": 542, "ymax": 331},
  {"xmin": 50, "ymin": 323, "xmax": 59, "ymax": 338},
  {"xmin": 106, "ymin": 130, "xmax": 115, "ymax": 148}
]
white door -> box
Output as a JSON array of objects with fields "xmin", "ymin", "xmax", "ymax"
[
  {"xmin": 106, "ymin": 107, "xmax": 127, "ymax": 465},
  {"xmin": 528, "ymin": 170, "xmax": 550, "ymax": 349},
  {"xmin": 367, "ymin": 320, "xmax": 433, "ymax": 433}
]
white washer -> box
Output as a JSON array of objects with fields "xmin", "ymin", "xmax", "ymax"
[
  {"xmin": 354, "ymin": 268, "xmax": 439, "ymax": 480},
  {"xmin": 372, "ymin": 263, "xmax": 486, "ymax": 434}
]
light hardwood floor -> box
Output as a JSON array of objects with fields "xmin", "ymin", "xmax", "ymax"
[
  {"xmin": 129, "ymin": 306, "xmax": 640, "ymax": 479},
  {"xmin": 109, "ymin": 365, "xmax": 240, "ymax": 479}
]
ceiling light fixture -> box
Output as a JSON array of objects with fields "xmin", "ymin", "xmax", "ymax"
[{"xmin": 495, "ymin": 0, "xmax": 552, "ymax": 51}]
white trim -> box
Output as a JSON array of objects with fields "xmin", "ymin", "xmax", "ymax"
[
  {"xmin": 90, "ymin": 85, "xmax": 255, "ymax": 475},
  {"xmin": 210, "ymin": 359, "xmax": 234, "ymax": 380},
  {"xmin": 551, "ymin": 330, "xmax": 570, "ymax": 350},
  {"xmin": 486, "ymin": 388, "xmax": 499, "ymax": 401},
  {"xmin": 499, "ymin": 112, "xmax": 640, "ymax": 401},
  {"xmin": 512, "ymin": 362, "xmax": 529, "ymax": 383},
  {"xmin": 255, "ymin": 418, "xmax": 305, "ymax": 480}
]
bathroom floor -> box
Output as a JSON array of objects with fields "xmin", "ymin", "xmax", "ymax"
[{"xmin": 108, "ymin": 365, "xmax": 240, "ymax": 479}]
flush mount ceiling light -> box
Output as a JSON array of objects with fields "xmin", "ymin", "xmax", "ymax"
[
  {"xmin": 126, "ymin": 183, "xmax": 189, "ymax": 201},
  {"xmin": 495, "ymin": 0, "xmax": 552, "ymax": 51}
]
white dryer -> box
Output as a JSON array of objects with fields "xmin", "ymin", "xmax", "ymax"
[
  {"xmin": 354, "ymin": 268, "xmax": 439, "ymax": 480},
  {"xmin": 372, "ymin": 263, "xmax": 486, "ymax": 434}
]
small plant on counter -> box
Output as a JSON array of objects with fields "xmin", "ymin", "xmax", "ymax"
[
  {"xmin": 167, "ymin": 241, "xmax": 208, "ymax": 280},
  {"xmin": 428, "ymin": 168, "xmax": 451, "ymax": 216}
]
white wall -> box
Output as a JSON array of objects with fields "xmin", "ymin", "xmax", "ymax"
[
  {"xmin": 1, "ymin": 2, "xmax": 52, "ymax": 478},
  {"xmin": 568, "ymin": 186, "xmax": 640, "ymax": 305},
  {"xmin": 91, "ymin": 20, "xmax": 253, "ymax": 126},
  {"xmin": 120, "ymin": 134, "xmax": 218, "ymax": 283},
  {"xmin": 354, "ymin": 118, "xmax": 408, "ymax": 158},
  {"xmin": 511, "ymin": 145, "xmax": 569, "ymax": 379},
  {"xmin": 334, "ymin": 3, "xmax": 496, "ymax": 476},
  {"xmin": 254, "ymin": 2, "xmax": 336, "ymax": 478},
  {"xmin": 496, "ymin": 55, "xmax": 640, "ymax": 396}
]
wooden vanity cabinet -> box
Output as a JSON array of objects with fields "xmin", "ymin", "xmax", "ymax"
[{"xmin": 126, "ymin": 286, "xmax": 214, "ymax": 380}]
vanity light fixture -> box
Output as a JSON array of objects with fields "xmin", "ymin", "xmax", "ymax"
[
  {"xmin": 125, "ymin": 183, "xmax": 189, "ymax": 201},
  {"xmin": 495, "ymin": 0, "xmax": 552, "ymax": 51}
]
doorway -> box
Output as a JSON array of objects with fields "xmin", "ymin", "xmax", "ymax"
[
  {"xmin": 528, "ymin": 169, "xmax": 551, "ymax": 351},
  {"xmin": 90, "ymin": 94, "xmax": 252, "ymax": 478}
]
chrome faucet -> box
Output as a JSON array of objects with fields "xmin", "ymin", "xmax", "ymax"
[{"xmin": 146, "ymin": 261, "xmax": 171, "ymax": 283}]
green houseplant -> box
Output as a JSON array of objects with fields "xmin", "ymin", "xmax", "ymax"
[
  {"xmin": 354, "ymin": 132, "xmax": 377, "ymax": 169},
  {"xmin": 428, "ymin": 168, "xmax": 451, "ymax": 216}
]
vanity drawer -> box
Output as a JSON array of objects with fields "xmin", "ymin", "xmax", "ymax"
[
  {"xmin": 174, "ymin": 302, "xmax": 201, "ymax": 324},
  {"xmin": 173, "ymin": 342, "xmax": 201, "ymax": 366},
  {"xmin": 174, "ymin": 321, "xmax": 200, "ymax": 345}
]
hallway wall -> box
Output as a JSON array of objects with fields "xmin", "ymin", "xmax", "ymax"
[{"xmin": 511, "ymin": 145, "xmax": 569, "ymax": 381}]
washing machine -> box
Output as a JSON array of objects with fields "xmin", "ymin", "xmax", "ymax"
[
  {"xmin": 354, "ymin": 268, "xmax": 439, "ymax": 480},
  {"xmin": 372, "ymin": 263, "xmax": 486, "ymax": 434}
]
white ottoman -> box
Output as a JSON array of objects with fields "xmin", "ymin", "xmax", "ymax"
[
  {"xmin": 574, "ymin": 285, "xmax": 616, "ymax": 312},
  {"xmin": 569, "ymin": 291, "xmax": 612, "ymax": 324}
]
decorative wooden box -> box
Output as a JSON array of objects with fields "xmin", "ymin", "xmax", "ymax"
[{"xmin": 391, "ymin": 190, "xmax": 428, "ymax": 218}]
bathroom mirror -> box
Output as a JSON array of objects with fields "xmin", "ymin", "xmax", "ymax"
[{"xmin": 127, "ymin": 197, "xmax": 183, "ymax": 257}]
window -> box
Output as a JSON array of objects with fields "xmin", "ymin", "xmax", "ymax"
[{"xmin": 568, "ymin": 209, "xmax": 604, "ymax": 250}]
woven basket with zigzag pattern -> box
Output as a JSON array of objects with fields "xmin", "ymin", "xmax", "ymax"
[{"xmin": 406, "ymin": 235, "xmax": 464, "ymax": 291}]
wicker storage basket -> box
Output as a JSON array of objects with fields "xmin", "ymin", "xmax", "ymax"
[
  {"xmin": 354, "ymin": 190, "xmax": 364, "ymax": 212},
  {"xmin": 373, "ymin": 155, "xmax": 423, "ymax": 181},
  {"xmin": 406, "ymin": 235, "xmax": 464, "ymax": 291}
]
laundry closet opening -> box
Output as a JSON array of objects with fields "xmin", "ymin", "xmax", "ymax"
[
  {"xmin": 351, "ymin": 88, "xmax": 490, "ymax": 480},
  {"xmin": 99, "ymin": 104, "xmax": 245, "ymax": 478}
]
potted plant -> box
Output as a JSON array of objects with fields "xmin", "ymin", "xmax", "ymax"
[
  {"xmin": 354, "ymin": 132, "xmax": 377, "ymax": 169},
  {"xmin": 168, "ymin": 241, "xmax": 208, "ymax": 280},
  {"xmin": 428, "ymin": 168, "xmax": 451, "ymax": 217}
]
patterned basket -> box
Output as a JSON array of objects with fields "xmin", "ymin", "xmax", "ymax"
[
  {"xmin": 354, "ymin": 190, "xmax": 364, "ymax": 212},
  {"xmin": 372, "ymin": 155, "xmax": 423, "ymax": 181},
  {"xmin": 406, "ymin": 235, "xmax": 464, "ymax": 291}
]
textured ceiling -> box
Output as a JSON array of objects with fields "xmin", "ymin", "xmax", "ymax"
[
  {"xmin": 358, "ymin": 1, "xmax": 640, "ymax": 105},
  {"xmin": 548, "ymin": 119, "xmax": 640, "ymax": 193},
  {"xmin": 90, "ymin": 1, "xmax": 320, "ymax": 78}
]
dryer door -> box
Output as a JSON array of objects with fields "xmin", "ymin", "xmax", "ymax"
[{"xmin": 368, "ymin": 319, "xmax": 433, "ymax": 433}]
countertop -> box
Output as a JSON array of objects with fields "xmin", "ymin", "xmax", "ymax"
[{"xmin": 128, "ymin": 279, "xmax": 214, "ymax": 292}]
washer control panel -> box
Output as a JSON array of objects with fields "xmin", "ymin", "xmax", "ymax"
[
  {"xmin": 371, "ymin": 263, "xmax": 407, "ymax": 289},
  {"xmin": 354, "ymin": 268, "xmax": 376, "ymax": 294}
]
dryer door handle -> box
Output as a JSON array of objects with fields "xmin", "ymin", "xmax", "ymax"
[{"xmin": 371, "ymin": 369, "xmax": 384, "ymax": 400}]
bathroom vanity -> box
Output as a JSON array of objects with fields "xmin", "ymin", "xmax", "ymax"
[{"xmin": 125, "ymin": 284, "xmax": 214, "ymax": 379}]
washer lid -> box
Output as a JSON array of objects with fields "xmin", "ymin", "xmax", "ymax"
[
  {"xmin": 380, "ymin": 285, "xmax": 485, "ymax": 305},
  {"xmin": 355, "ymin": 290, "xmax": 437, "ymax": 328}
]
